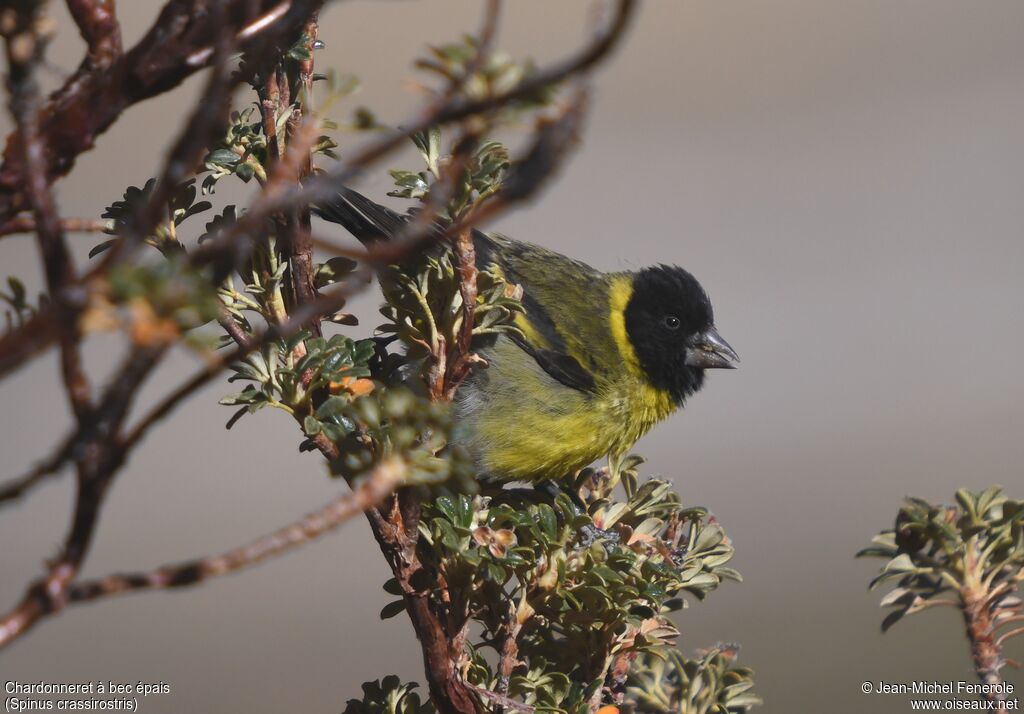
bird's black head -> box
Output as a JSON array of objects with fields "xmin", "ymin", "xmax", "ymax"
[{"xmin": 624, "ymin": 265, "xmax": 738, "ymax": 405}]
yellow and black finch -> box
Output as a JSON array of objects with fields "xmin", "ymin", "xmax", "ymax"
[{"xmin": 316, "ymin": 188, "xmax": 738, "ymax": 483}]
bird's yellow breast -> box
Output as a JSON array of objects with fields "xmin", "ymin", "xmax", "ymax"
[{"xmin": 455, "ymin": 276, "xmax": 676, "ymax": 481}]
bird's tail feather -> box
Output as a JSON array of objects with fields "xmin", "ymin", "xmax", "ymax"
[{"xmin": 313, "ymin": 187, "xmax": 408, "ymax": 245}]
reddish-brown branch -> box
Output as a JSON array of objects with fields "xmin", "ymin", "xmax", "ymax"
[
  {"xmin": 0, "ymin": 215, "xmax": 109, "ymax": 239},
  {"xmin": 305, "ymin": 390, "xmax": 475, "ymax": 713},
  {"xmin": 0, "ymin": 308, "xmax": 62, "ymax": 380},
  {"xmin": 282, "ymin": 16, "xmax": 321, "ymax": 329},
  {"xmin": 264, "ymin": 16, "xmax": 322, "ymax": 338},
  {"xmin": 0, "ymin": 0, "xmax": 327, "ymax": 222},
  {"xmin": 996, "ymin": 625, "xmax": 1024, "ymax": 648},
  {"xmin": 65, "ymin": 0, "xmax": 122, "ymax": 71},
  {"xmin": 960, "ymin": 541, "xmax": 1011, "ymax": 705},
  {"xmin": 444, "ymin": 226, "xmax": 479, "ymax": 401},
  {"xmin": 363, "ymin": 498, "xmax": 479, "ymax": 714},
  {"xmin": 0, "ymin": 454, "xmax": 67, "ymax": 505},
  {"xmin": 496, "ymin": 602, "xmax": 522, "ymax": 693},
  {"xmin": 962, "ymin": 585, "xmax": 1008, "ymax": 703},
  {"xmin": 5, "ymin": 6, "xmax": 93, "ymax": 421},
  {"xmin": 66, "ymin": 458, "xmax": 405, "ymax": 603},
  {"xmin": 0, "ymin": 345, "xmax": 166, "ymax": 648}
]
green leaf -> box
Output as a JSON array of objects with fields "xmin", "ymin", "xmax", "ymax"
[
  {"xmin": 206, "ymin": 148, "xmax": 240, "ymax": 165},
  {"xmin": 379, "ymin": 599, "xmax": 407, "ymax": 620},
  {"xmin": 303, "ymin": 415, "xmax": 322, "ymax": 436},
  {"xmin": 88, "ymin": 239, "xmax": 116, "ymax": 258}
]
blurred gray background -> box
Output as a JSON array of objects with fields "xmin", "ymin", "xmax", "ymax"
[{"xmin": 2, "ymin": 2, "xmax": 1023, "ymax": 712}]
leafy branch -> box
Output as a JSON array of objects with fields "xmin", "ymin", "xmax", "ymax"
[{"xmin": 859, "ymin": 487, "xmax": 1024, "ymax": 705}]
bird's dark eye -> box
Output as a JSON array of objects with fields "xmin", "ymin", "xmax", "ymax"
[{"xmin": 663, "ymin": 315, "xmax": 680, "ymax": 330}]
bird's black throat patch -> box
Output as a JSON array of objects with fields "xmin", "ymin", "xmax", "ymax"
[{"xmin": 624, "ymin": 265, "xmax": 714, "ymax": 404}]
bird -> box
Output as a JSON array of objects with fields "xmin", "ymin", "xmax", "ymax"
[{"xmin": 314, "ymin": 187, "xmax": 738, "ymax": 484}]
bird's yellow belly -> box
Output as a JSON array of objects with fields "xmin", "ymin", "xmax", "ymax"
[{"xmin": 454, "ymin": 339, "xmax": 676, "ymax": 481}]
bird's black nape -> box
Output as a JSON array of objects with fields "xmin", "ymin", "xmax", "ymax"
[{"xmin": 624, "ymin": 265, "xmax": 715, "ymax": 404}]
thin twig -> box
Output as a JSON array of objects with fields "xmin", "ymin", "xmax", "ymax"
[
  {"xmin": 995, "ymin": 626, "xmax": 1024, "ymax": 648},
  {"xmin": 0, "ymin": 453, "xmax": 67, "ymax": 504},
  {"xmin": 0, "ymin": 216, "xmax": 109, "ymax": 239},
  {"xmin": 66, "ymin": 458, "xmax": 406, "ymax": 603}
]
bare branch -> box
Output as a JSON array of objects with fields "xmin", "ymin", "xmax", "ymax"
[
  {"xmin": 0, "ymin": 0, "xmax": 328, "ymax": 222},
  {"xmin": 0, "ymin": 344, "xmax": 166, "ymax": 648},
  {"xmin": 0, "ymin": 215, "xmax": 109, "ymax": 239},
  {"xmin": 280, "ymin": 15, "xmax": 321, "ymax": 333},
  {"xmin": 66, "ymin": 458, "xmax": 406, "ymax": 604},
  {"xmin": 65, "ymin": 0, "xmax": 122, "ymax": 70},
  {"xmin": 4, "ymin": 1, "xmax": 93, "ymax": 420},
  {"xmin": 0, "ymin": 454, "xmax": 67, "ymax": 505}
]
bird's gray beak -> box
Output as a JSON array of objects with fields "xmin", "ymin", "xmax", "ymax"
[{"xmin": 684, "ymin": 326, "xmax": 740, "ymax": 369}]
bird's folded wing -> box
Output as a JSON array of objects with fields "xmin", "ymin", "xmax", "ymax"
[{"xmin": 506, "ymin": 331, "xmax": 597, "ymax": 394}]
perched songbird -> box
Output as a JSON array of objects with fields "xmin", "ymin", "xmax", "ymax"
[{"xmin": 315, "ymin": 188, "xmax": 738, "ymax": 483}]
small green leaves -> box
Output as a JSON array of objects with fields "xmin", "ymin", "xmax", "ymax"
[
  {"xmin": 286, "ymin": 32, "xmax": 314, "ymax": 63},
  {"xmin": 221, "ymin": 333, "xmax": 375, "ymax": 429},
  {"xmin": 379, "ymin": 599, "xmax": 407, "ymax": 621},
  {"xmin": 414, "ymin": 35, "xmax": 554, "ymax": 111},
  {"xmin": 343, "ymin": 676, "xmax": 435, "ymax": 714},
  {"xmin": 411, "ymin": 127, "xmax": 442, "ymax": 177},
  {"xmin": 398, "ymin": 465, "xmax": 746, "ymax": 712},
  {"xmin": 378, "ymin": 251, "xmax": 523, "ymax": 366},
  {"xmin": 859, "ymin": 488, "xmax": 1024, "ymax": 638},
  {"xmin": 97, "ymin": 178, "xmax": 212, "ymax": 257},
  {"xmin": 198, "ymin": 205, "xmax": 238, "ymax": 245},
  {"xmin": 315, "ymin": 256, "xmax": 359, "ymax": 288},
  {"xmin": 624, "ymin": 645, "xmax": 762, "ymax": 714},
  {"xmin": 201, "ymin": 108, "xmax": 267, "ymax": 193},
  {"xmin": 388, "ymin": 135, "xmax": 512, "ymax": 222},
  {"xmin": 99, "ymin": 258, "xmax": 222, "ymax": 346},
  {"xmin": 387, "ymin": 169, "xmax": 431, "ymax": 202},
  {"xmin": 1, "ymin": 276, "xmax": 43, "ymax": 331}
]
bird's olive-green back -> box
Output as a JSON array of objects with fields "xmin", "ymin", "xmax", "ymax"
[{"xmin": 476, "ymin": 232, "xmax": 623, "ymax": 384}]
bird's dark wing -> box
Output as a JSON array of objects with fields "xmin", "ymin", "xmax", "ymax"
[{"xmin": 506, "ymin": 331, "xmax": 597, "ymax": 394}]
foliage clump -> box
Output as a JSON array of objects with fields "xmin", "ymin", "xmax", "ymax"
[
  {"xmin": 623, "ymin": 645, "xmax": 761, "ymax": 714},
  {"xmin": 860, "ymin": 487, "xmax": 1023, "ymax": 702},
  {"xmin": 859, "ymin": 487, "xmax": 1023, "ymax": 633},
  {"xmin": 345, "ymin": 676, "xmax": 436, "ymax": 714},
  {"xmin": 392, "ymin": 459, "xmax": 751, "ymax": 712}
]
